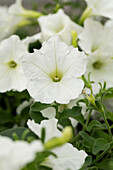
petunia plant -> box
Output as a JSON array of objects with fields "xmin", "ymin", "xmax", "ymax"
[{"xmin": 1, "ymin": 0, "xmax": 113, "ymax": 170}]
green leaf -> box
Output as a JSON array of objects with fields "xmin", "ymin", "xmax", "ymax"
[
  {"xmin": 87, "ymin": 120, "xmax": 107, "ymax": 132},
  {"xmin": 92, "ymin": 129, "xmax": 109, "ymax": 141},
  {"xmin": 81, "ymin": 156, "xmax": 92, "ymax": 169},
  {"xmin": 30, "ymin": 110, "xmax": 48, "ymax": 124},
  {"xmin": 30, "ymin": 102, "xmax": 52, "ymax": 112},
  {"xmin": 92, "ymin": 138, "xmax": 110, "ymax": 155},
  {"xmin": 84, "ymin": 156, "xmax": 92, "ymax": 167},
  {"xmin": 59, "ymin": 106, "xmax": 84, "ymax": 125},
  {"xmin": 0, "ymin": 127, "xmax": 37, "ymax": 140},
  {"xmin": 96, "ymin": 158, "xmax": 113, "ymax": 170},
  {"xmin": 79, "ymin": 131, "xmax": 95, "ymax": 149},
  {"xmin": 30, "ymin": 102, "xmax": 50, "ymax": 123},
  {"xmin": 58, "ymin": 118, "xmax": 72, "ymax": 128},
  {"xmin": 0, "ymin": 110, "xmax": 13, "ymax": 124}
]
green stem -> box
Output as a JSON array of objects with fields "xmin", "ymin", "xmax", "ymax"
[
  {"xmin": 79, "ymin": 7, "xmax": 92, "ymax": 25},
  {"xmin": 101, "ymin": 109, "xmax": 112, "ymax": 142},
  {"xmin": 83, "ymin": 109, "xmax": 92, "ymax": 130},
  {"xmin": 71, "ymin": 110, "xmax": 92, "ymax": 143},
  {"xmin": 20, "ymin": 9, "xmax": 43, "ymax": 18},
  {"xmin": 90, "ymin": 86, "xmax": 93, "ymax": 94},
  {"xmin": 15, "ymin": 19, "xmax": 38, "ymax": 30}
]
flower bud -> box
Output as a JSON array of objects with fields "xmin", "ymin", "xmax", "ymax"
[{"xmin": 44, "ymin": 126, "xmax": 73, "ymax": 149}]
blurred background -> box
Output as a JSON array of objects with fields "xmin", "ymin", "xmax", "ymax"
[
  {"xmin": 0, "ymin": 0, "xmax": 86, "ymax": 39},
  {"xmin": 0, "ymin": 0, "xmax": 85, "ymax": 14}
]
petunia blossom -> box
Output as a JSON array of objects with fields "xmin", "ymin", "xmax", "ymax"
[
  {"xmin": 84, "ymin": 47, "xmax": 113, "ymax": 94},
  {"xmin": 0, "ymin": 136, "xmax": 43, "ymax": 170},
  {"xmin": 0, "ymin": 6, "xmax": 17, "ymax": 41},
  {"xmin": 78, "ymin": 19, "xmax": 113, "ymax": 93},
  {"xmin": 27, "ymin": 118, "xmax": 87, "ymax": 170},
  {"xmin": 84, "ymin": 0, "xmax": 113, "ymax": 19},
  {"xmin": 23, "ymin": 36, "xmax": 87, "ymax": 104},
  {"xmin": 78, "ymin": 19, "xmax": 113, "ymax": 54},
  {"xmin": 0, "ymin": 35, "xmax": 27, "ymax": 92},
  {"xmin": 38, "ymin": 9, "xmax": 82, "ymax": 45}
]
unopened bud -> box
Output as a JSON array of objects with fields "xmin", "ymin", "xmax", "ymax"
[
  {"xmin": 87, "ymin": 94, "xmax": 96, "ymax": 107},
  {"xmin": 44, "ymin": 126, "xmax": 73, "ymax": 149}
]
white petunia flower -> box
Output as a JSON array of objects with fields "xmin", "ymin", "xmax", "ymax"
[
  {"xmin": 42, "ymin": 143, "xmax": 87, "ymax": 170},
  {"xmin": 38, "ymin": 9, "xmax": 82, "ymax": 45},
  {"xmin": 0, "ymin": 2, "xmax": 27, "ymax": 42},
  {"xmin": 78, "ymin": 19, "xmax": 113, "ymax": 54},
  {"xmin": 23, "ymin": 36, "xmax": 87, "ymax": 104},
  {"xmin": 0, "ymin": 136, "xmax": 43, "ymax": 170},
  {"xmin": 78, "ymin": 19, "xmax": 113, "ymax": 93},
  {"xmin": 85, "ymin": 47, "xmax": 113, "ymax": 94},
  {"xmin": 0, "ymin": 35, "xmax": 28, "ymax": 92},
  {"xmin": 0, "ymin": 0, "xmax": 41, "ymax": 42},
  {"xmin": 0, "ymin": 6, "xmax": 17, "ymax": 41},
  {"xmin": 27, "ymin": 118, "xmax": 62, "ymax": 142},
  {"xmin": 27, "ymin": 118, "xmax": 87, "ymax": 170},
  {"xmin": 84, "ymin": 0, "xmax": 113, "ymax": 19}
]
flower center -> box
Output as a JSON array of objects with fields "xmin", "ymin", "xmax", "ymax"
[
  {"xmin": 53, "ymin": 76, "xmax": 60, "ymax": 82},
  {"xmin": 8, "ymin": 60, "xmax": 17, "ymax": 68},
  {"xmin": 50, "ymin": 71, "xmax": 63, "ymax": 82},
  {"xmin": 93, "ymin": 61, "xmax": 103, "ymax": 69}
]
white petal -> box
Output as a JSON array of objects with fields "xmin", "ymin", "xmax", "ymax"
[
  {"xmin": 85, "ymin": 0, "xmax": 113, "ymax": 19},
  {"xmin": 38, "ymin": 9, "xmax": 82, "ymax": 45},
  {"xmin": 41, "ymin": 107, "xmax": 56, "ymax": 118},
  {"xmin": 27, "ymin": 118, "xmax": 62, "ymax": 142},
  {"xmin": 0, "ymin": 6, "xmax": 14, "ymax": 41},
  {"xmin": 42, "ymin": 143, "xmax": 87, "ymax": 170},
  {"xmin": 78, "ymin": 18, "xmax": 113, "ymax": 54},
  {"xmin": 8, "ymin": 0, "xmax": 23, "ymax": 16},
  {"xmin": 0, "ymin": 136, "xmax": 43, "ymax": 170}
]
